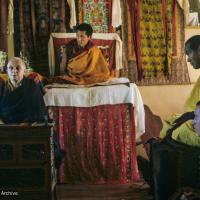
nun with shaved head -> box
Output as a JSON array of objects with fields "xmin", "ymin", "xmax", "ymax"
[{"xmin": 0, "ymin": 57, "xmax": 46, "ymax": 124}]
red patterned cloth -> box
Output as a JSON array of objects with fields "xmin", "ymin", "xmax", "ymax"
[
  {"xmin": 27, "ymin": 72, "xmax": 44, "ymax": 84},
  {"xmin": 52, "ymin": 104, "xmax": 139, "ymax": 183},
  {"xmin": 127, "ymin": 0, "xmax": 177, "ymax": 80}
]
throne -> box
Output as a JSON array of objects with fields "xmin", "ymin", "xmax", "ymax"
[
  {"xmin": 45, "ymin": 33, "xmax": 145, "ymax": 184},
  {"xmin": 48, "ymin": 32, "xmax": 123, "ymax": 77}
]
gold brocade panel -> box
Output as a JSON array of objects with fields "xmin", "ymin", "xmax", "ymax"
[
  {"xmin": 121, "ymin": 0, "xmax": 190, "ymax": 85},
  {"xmin": 139, "ymin": 0, "xmax": 173, "ymax": 78}
]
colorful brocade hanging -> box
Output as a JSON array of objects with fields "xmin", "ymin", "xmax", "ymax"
[
  {"xmin": 79, "ymin": 0, "xmax": 112, "ymax": 33},
  {"xmin": 139, "ymin": 0, "xmax": 176, "ymax": 79},
  {"xmin": 14, "ymin": 0, "xmax": 71, "ymax": 75},
  {"xmin": 128, "ymin": 0, "xmax": 176, "ymax": 80}
]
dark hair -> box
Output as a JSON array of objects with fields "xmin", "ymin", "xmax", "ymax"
[
  {"xmin": 76, "ymin": 23, "xmax": 93, "ymax": 37},
  {"xmin": 185, "ymin": 35, "xmax": 200, "ymax": 52}
]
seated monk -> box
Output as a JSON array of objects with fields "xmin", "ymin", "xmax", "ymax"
[
  {"xmin": 0, "ymin": 57, "xmax": 46, "ymax": 124},
  {"xmin": 160, "ymin": 35, "xmax": 200, "ymax": 147},
  {"xmin": 53, "ymin": 23, "xmax": 110, "ymax": 85}
]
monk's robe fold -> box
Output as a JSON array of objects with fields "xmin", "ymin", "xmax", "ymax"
[
  {"xmin": 0, "ymin": 77, "xmax": 46, "ymax": 124},
  {"xmin": 160, "ymin": 76, "xmax": 200, "ymax": 147},
  {"xmin": 184, "ymin": 76, "xmax": 200, "ymax": 112},
  {"xmin": 53, "ymin": 39, "xmax": 110, "ymax": 85}
]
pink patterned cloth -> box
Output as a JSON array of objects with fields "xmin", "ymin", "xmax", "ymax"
[{"xmin": 52, "ymin": 103, "xmax": 140, "ymax": 184}]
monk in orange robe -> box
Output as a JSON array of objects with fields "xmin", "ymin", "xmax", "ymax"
[{"xmin": 54, "ymin": 23, "xmax": 110, "ymax": 85}]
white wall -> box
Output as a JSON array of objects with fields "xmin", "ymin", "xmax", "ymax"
[{"xmin": 139, "ymin": 84, "xmax": 193, "ymax": 120}]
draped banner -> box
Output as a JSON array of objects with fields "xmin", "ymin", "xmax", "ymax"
[
  {"xmin": 14, "ymin": 0, "xmax": 71, "ymax": 76},
  {"xmin": 52, "ymin": 104, "xmax": 139, "ymax": 183},
  {"xmin": 79, "ymin": 0, "xmax": 112, "ymax": 32},
  {"xmin": 123, "ymin": 0, "xmax": 190, "ymax": 85}
]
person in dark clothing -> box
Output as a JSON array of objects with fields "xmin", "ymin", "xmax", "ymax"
[{"xmin": 0, "ymin": 57, "xmax": 46, "ymax": 124}]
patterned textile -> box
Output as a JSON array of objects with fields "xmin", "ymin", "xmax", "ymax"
[
  {"xmin": 17, "ymin": 0, "xmax": 34, "ymax": 64},
  {"xmin": 14, "ymin": 0, "xmax": 71, "ymax": 76},
  {"xmin": 80, "ymin": 0, "xmax": 112, "ymax": 33},
  {"xmin": 126, "ymin": 3, "xmax": 136, "ymax": 61},
  {"xmin": 139, "ymin": 0, "xmax": 175, "ymax": 78},
  {"xmin": 43, "ymin": 82, "xmax": 145, "ymax": 137},
  {"xmin": 52, "ymin": 104, "xmax": 139, "ymax": 183},
  {"xmin": 123, "ymin": 0, "xmax": 190, "ymax": 85},
  {"xmin": 120, "ymin": 0, "xmax": 130, "ymax": 78},
  {"xmin": 50, "ymin": 0, "xmax": 71, "ymax": 32},
  {"xmin": 77, "ymin": 0, "xmax": 83, "ymax": 25},
  {"xmin": 26, "ymin": 72, "xmax": 45, "ymax": 84}
]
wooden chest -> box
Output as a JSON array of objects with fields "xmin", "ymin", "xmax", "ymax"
[{"xmin": 0, "ymin": 125, "xmax": 55, "ymax": 200}]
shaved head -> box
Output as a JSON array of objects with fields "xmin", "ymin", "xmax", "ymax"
[
  {"xmin": 7, "ymin": 57, "xmax": 26, "ymax": 86},
  {"xmin": 7, "ymin": 57, "xmax": 25, "ymax": 69}
]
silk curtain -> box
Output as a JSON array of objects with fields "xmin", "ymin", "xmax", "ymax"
[
  {"xmin": 121, "ymin": 0, "xmax": 190, "ymax": 85},
  {"xmin": 52, "ymin": 104, "xmax": 139, "ymax": 183}
]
